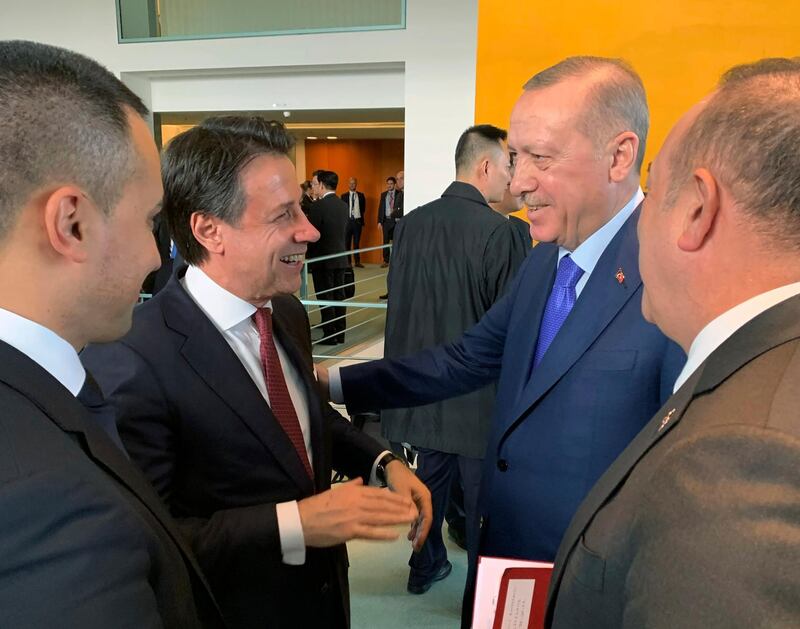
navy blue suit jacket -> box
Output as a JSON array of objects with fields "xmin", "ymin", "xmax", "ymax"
[{"xmin": 341, "ymin": 207, "xmax": 684, "ymax": 562}]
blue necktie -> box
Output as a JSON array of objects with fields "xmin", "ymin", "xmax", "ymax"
[{"xmin": 532, "ymin": 255, "xmax": 584, "ymax": 368}]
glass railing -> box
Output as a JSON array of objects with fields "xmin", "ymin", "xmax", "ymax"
[
  {"xmin": 117, "ymin": 0, "xmax": 406, "ymax": 42},
  {"xmin": 300, "ymin": 245, "xmax": 389, "ymax": 361}
]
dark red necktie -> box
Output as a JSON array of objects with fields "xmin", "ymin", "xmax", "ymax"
[{"xmin": 253, "ymin": 307, "xmax": 313, "ymax": 479}]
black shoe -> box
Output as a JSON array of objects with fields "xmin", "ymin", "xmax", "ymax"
[
  {"xmin": 447, "ymin": 525, "xmax": 468, "ymax": 551},
  {"xmin": 355, "ymin": 263, "xmax": 364, "ymax": 268},
  {"xmin": 407, "ymin": 560, "xmax": 452, "ymax": 595},
  {"xmin": 316, "ymin": 338, "xmax": 341, "ymax": 346},
  {"xmin": 379, "ymin": 293, "xmax": 388, "ymax": 300}
]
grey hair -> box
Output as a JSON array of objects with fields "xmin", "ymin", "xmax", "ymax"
[
  {"xmin": 667, "ymin": 58, "xmax": 800, "ymax": 248},
  {"xmin": 523, "ymin": 56, "xmax": 649, "ymax": 171}
]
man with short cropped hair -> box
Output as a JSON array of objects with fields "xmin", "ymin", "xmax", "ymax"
[
  {"xmin": 0, "ymin": 40, "xmax": 223, "ymax": 628},
  {"xmin": 377, "ymin": 175, "xmax": 403, "ymax": 266},
  {"xmin": 82, "ymin": 117, "xmax": 431, "ymax": 629},
  {"xmin": 546, "ymin": 57, "xmax": 800, "ymax": 629},
  {"xmin": 382, "ymin": 124, "xmax": 527, "ymax": 595},
  {"xmin": 340, "ymin": 177, "xmax": 366, "ymax": 267}
]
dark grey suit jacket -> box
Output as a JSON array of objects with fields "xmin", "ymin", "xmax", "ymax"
[
  {"xmin": 547, "ymin": 294, "xmax": 800, "ymax": 628},
  {"xmin": 0, "ymin": 341, "xmax": 223, "ymax": 628}
]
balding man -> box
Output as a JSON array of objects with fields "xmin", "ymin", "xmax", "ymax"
[
  {"xmin": 381, "ymin": 124, "xmax": 527, "ymax": 595},
  {"xmin": 322, "ymin": 57, "xmax": 684, "ymax": 625},
  {"xmin": 546, "ymin": 57, "xmax": 800, "ymax": 629},
  {"xmin": 0, "ymin": 41, "xmax": 223, "ymax": 627}
]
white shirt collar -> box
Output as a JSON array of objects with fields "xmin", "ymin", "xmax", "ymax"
[
  {"xmin": 321, "ymin": 190, "xmax": 336, "ymax": 199},
  {"xmin": 0, "ymin": 307, "xmax": 86, "ymax": 396},
  {"xmin": 673, "ymin": 281, "xmax": 800, "ymax": 392},
  {"xmin": 559, "ymin": 188, "xmax": 644, "ymax": 275},
  {"xmin": 183, "ymin": 265, "xmax": 271, "ymax": 332}
]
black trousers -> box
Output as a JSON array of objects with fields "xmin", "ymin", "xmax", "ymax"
[
  {"xmin": 311, "ymin": 268, "xmax": 346, "ymax": 343},
  {"xmin": 408, "ymin": 448, "xmax": 482, "ymax": 589},
  {"xmin": 345, "ymin": 219, "xmax": 363, "ymax": 264},
  {"xmin": 380, "ymin": 220, "xmax": 396, "ymax": 262}
]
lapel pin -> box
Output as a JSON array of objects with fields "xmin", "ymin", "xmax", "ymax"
[
  {"xmin": 615, "ymin": 268, "xmax": 626, "ymax": 285},
  {"xmin": 658, "ymin": 408, "xmax": 676, "ymax": 432}
]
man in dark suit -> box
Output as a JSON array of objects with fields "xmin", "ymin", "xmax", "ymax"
[
  {"xmin": 320, "ymin": 57, "xmax": 684, "ymax": 627},
  {"xmin": 546, "ymin": 58, "xmax": 800, "ymax": 629},
  {"xmin": 377, "ymin": 175, "xmax": 403, "ymax": 266},
  {"xmin": 382, "ymin": 124, "xmax": 527, "ymax": 596},
  {"xmin": 308, "ymin": 169, "xmax": 350, "ymax": 344},
  {"xmin": 340, "ymin": 176, "xmax": 366, "ymax": 267},
  {"xmin": 491, "ymin": 187, "xmax": 534, "ymax": 251},
  {"xmin": 81, "ymin": 117, "xmax": 432, "ymax": 629},
  {"xmin": 0, "ymin": 41, "xmax": 224, "ymax": 628}
]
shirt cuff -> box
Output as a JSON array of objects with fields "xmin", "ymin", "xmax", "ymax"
[
  {"xmin": 276, "ymin": 500, "xmax": 306, "ymax": 565},
  {"xmin": 329, "ymin": 366, "xmax": 345, "ymax": 404},
  {"xmin": 369, "ymin": 450, "xmax": 393, "ymax": 486}
]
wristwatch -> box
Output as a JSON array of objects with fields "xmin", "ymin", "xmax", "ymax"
[{"xmin": 375, "ymin": 452, "xmax": 402, "ymax": 487}]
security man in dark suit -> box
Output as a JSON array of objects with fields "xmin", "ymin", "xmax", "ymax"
[
  {"xmin": 0, "ymin": 40, "xmax": 224, "ymax": 628},
  {"xmin": 340, "ymin": 177, "xmax": 367, "ymax": 267},
  {"xmin": 377, "ymin": 175, "xmax": 403, "ymax": 266},
  {"xmin": 309, "ymin": 169, "xmax": 350, "ymax": 344}
]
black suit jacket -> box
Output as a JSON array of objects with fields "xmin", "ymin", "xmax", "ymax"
[
  {"xmin": 508, "ymin": 215, "xmax": 533, "ymax": 251},
  {"xmin": 340, "ymin": 190, "xmax": 366, "ymax": 225},
  {"xmin": 382, "ymin": 181, "xmax": 527, "ymax": 458},
  {"xmin": 0, "ymin": 341, "xmax": 223, "ymax": 628},
  {"xmin": 377, "ymin": 189, "xmax": 403, "ymax": 223},
  {"xmin": 307, "ymin": 193, "xmax": 350, "ymax": 270},
  {"xmin": 81, "ymin": 273, "xmax": 385, "ymax": 629},
  {"xmin": 546, "ymin": 295, "xmax": 800, "ymax": 628}
]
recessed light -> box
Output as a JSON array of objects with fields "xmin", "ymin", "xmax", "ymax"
[
  {"xmin": 306, "ymin": 136, "xmax": 318, "ymax": 140},
  {"xmin": 283, "ymin": 111, "xmax": 291, "ymax": 118},
  {"xmin": 326, "ymin": 136, "xmax": 338, "ymax": 140}
]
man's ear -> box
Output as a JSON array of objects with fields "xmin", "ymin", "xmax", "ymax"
[
  {"xmin": 191, "ymin": 211, "xmax": 224, "ymax": 255},
  {"xmin": 42, "ymin": 186, "xmax": 97, "ymax": 263},
  {"xmin": 608, "ymin": 131, "xmax": 639, "ymax": 183},
  {"xmin": 677, "ymin": 167, "xmax": 720, "ymax": 252}
]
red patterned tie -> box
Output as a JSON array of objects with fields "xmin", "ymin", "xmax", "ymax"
[{"xmin": 253, "ymin": 307, "xmax": 313, "ymax": 479}]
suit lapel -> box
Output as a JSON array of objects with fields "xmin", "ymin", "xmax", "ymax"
[
  {"xmin": 503, "ymin": 209, "xmax": 642, "ymax": 439},
  {"xmin": 546, "ymin": 294, "xmax": 800, "ymax": 621},
  {"xmin": 161, "ymin": 280, "xmax": 315, "ymax": 496},
  {"xmin": 0, "ymin": 342, "xmax": 218, "ymax": 604}
]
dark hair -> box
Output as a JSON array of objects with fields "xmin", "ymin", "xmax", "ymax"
[
  {"xmin": 161, "ymin": 115, "xmax": 295, "ymax": 265},
  {"xmin": 523, "ymin": 56, "xmax": 649, "ymax": 172},
  {"xmin": 0, "ymin": 40, "xmax": 148, "ymax": 237},
  {"xmin": 315, "ymin": 170, "xmax": 338, "ymax": 191},
  {"xmin": 386, "ymin": 176, "xmax": 397, "ymax": 184},
  {"xmin": 667, "ymin": 58, "xmax": 800, "ymax": 248},
  {"xmin": 454, "ymin": 124, "xmax": 507, "ymax": 173},
  {"xmin": 301, "ymin": 180, "xmax": 312, "ymax": 193}
]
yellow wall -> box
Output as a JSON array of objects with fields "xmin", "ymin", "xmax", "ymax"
[{"xmin": 476, "ymin": 0, "xmax": 800, "ymax": 204}]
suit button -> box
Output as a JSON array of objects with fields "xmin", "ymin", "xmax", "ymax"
[
  {"xmin": 497, "ymin": 459, "xmax": 508, "ymax": 472},
  {"xmin": 321, "ymin": 582, "xmax": 330, "ymax": 594}
]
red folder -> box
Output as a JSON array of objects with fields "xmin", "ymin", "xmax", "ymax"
[{"xmin": 492, "ymin": 566, "xmax": 552, "ymax": 629}]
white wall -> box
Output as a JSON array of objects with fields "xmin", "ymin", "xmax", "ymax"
[{"xmin": 0, "ymin": 0, "xmax": 478, "ymax": 209}]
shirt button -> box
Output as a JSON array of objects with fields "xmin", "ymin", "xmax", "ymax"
[{"xmin": 497, "ymin": 459, "xmax": 508, "ymax": 472}]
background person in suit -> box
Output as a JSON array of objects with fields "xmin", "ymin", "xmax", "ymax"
[
  {"xmin": 309, "ymin": 169, "xmax": 350, "ymax": 344},
  {"xmin": 300, "ymin": 179, "xmax": 314, "ymax": 214},
  {"xmin": 491, "ymin": 187, "xmax": 534, "ymax": 251},
  {"xmin": 81, "ymin": 117, "xmax": 431, "ymax": 629},
  {"xmin": 377, "ymin": 176, "xmax": 403, "ymax": 266},
  {"xmin": 546, "ymin": 58, "xmax": 800, "ymax": 629},
  {"xmin": 0, "ymin": 40, "xmax": 223, "ymax": 628},
  {"xmin": 382, "ymin": 124, "xmax": 528, "ymax": 595},
  {"xmin": 341, "ymin": 177, "xmax": 366, "ymax": 267},
  {"xmin": 321, "ymin": 56, "xmax": 685, "ymax": 627}
]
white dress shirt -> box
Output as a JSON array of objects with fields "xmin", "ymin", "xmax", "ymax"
[
  {"xmin": 329, "ymin": 189, "xmax": 644, "ymax": 402},
  {"xmin": 182, "ymin": 266, "xmax": 388, "ymax": 564},
  {"xmin": 0, "ymin": 307, "xmax": 85, "ymax": 396},
  {"xmin": 672, "ymin": 282, "xmax": 800, "ymax": 393},
  {"xmin": 562, "ymin": 188, "xmax": 644, "ymax": 297},
  {"xmin": 348, "ymin": 191, "xmax": 361, "ymax": 219}
]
